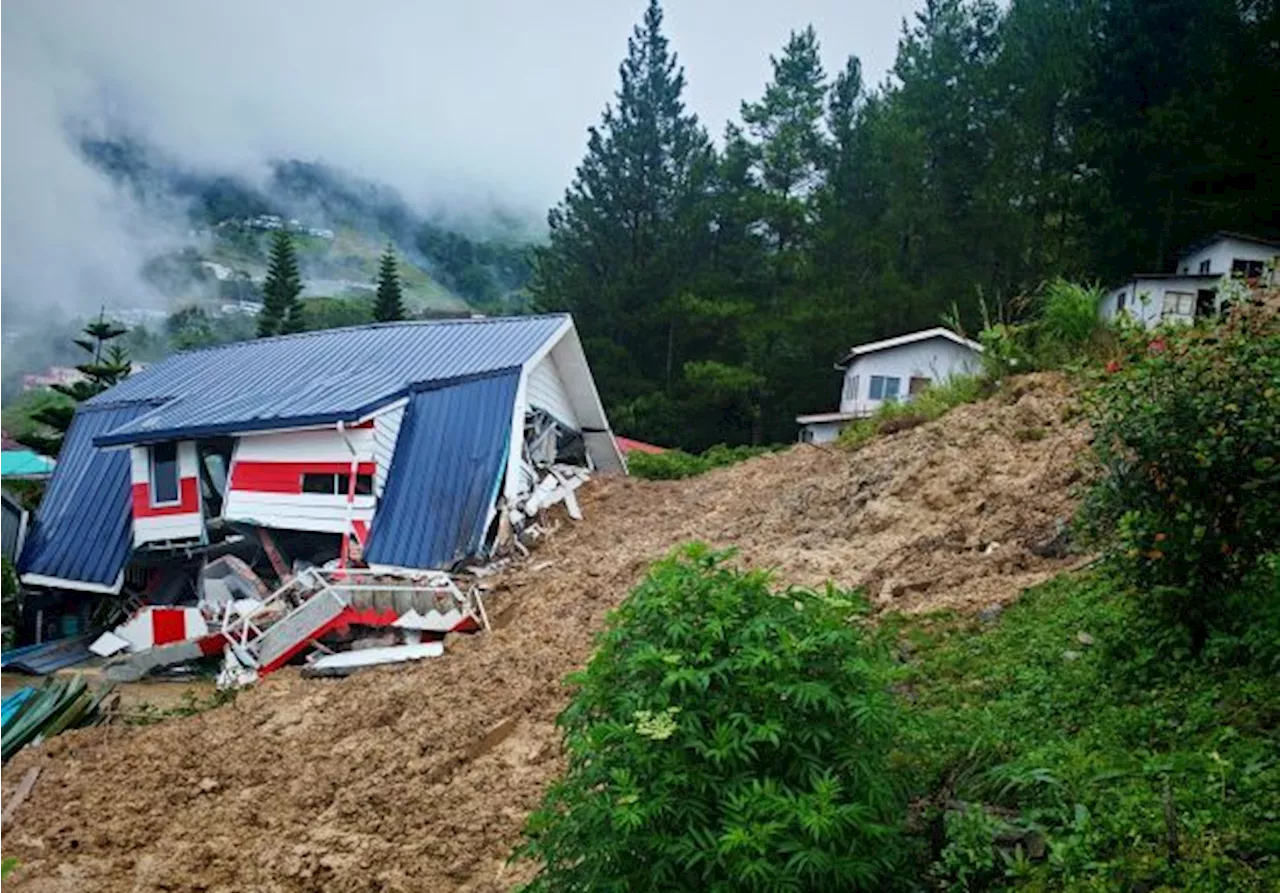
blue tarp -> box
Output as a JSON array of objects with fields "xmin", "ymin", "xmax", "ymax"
[
  {"xmin": 18, "ymin": 403, "xmax": 155, "ymax": 590},
  {"xmin": 365, "ymin": 370, "xmax": 521, "ymax": 570}
]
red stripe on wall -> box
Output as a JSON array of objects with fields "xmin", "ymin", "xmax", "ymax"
[
  {"xmin": 229, "ymin": 461, "xmax": 376, "ymax": 494},
  {"xmin": 131, "ymin": 477, "xmax": 200, "ymax": 518}
]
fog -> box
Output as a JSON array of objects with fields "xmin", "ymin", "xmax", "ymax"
[{"xmin": 2, "ymin": 0, "xmax": 921, "ymax": 320}]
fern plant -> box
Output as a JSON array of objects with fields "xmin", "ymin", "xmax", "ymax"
[{"xmin": 516, "ymin": 545, "xmax": 911, "ymax": 892}]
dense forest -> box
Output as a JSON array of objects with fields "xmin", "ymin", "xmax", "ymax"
[{"xmin": 533, "ymin": 0, "xmax": 1280, "ymax": 450}]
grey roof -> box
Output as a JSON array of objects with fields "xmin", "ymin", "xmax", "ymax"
[{"xmin": 91, "ymin": 315, "xmax": 569, "ymax": 446}]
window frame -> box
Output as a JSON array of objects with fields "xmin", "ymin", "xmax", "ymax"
[
  {"xmin": 1198, "ymin": 259, "xmax": 1211, "ymax": 274},
  {"xmin": 883, "ymin": 377, "xmax": 902, "ymax": 401},
  {"xmin": 869, "ymin": 375, "xmax": 885, "ymax": 400},
  {"xmin": 299, "ymin": 471, "xmax": 375, "ymax": 497},
  {"xmin": 149, "ymin": 442, "xmax": 181, "ymax": 507},
  {"xmin": 1161, "ymin": 290, "xmax": 1195, "ymax": 319}
]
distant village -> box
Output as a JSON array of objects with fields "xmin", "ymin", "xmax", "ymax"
[{"xmin": 198, "ymin": 214, "xmax": 335, "ymax": 240}]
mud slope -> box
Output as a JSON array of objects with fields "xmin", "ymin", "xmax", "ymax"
[{"xmin": 4, "ymin": 373, "xmax": 1087, "ymax": 893}]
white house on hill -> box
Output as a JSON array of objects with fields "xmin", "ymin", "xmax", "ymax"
[
  {"xmin": 796, "ymin": 328, "xmax": 983, "ymax": 444},
  {"xmin": 1100, "ymin": 231, "xmax": 1280, "ymax": 328}
]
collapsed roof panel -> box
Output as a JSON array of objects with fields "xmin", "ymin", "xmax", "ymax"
[
  {"xmin": 364, "ymin": 370, "xmax": 521, "ymax": 570},
  {"xmin": 91, "ymin": 315, "xmax": 570, "ymax": 447},
  {"xmin": 18, "ymin": 403, "xmax": 158, "ymax": 592}
]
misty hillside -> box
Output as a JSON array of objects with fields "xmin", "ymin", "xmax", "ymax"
[{"xmin": 80, "ymin": 137, "xmax": 538, "ymax": 313}]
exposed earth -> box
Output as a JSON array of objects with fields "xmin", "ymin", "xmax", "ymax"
[{"xmin": 3, "ymin": 373, "xmax": 1089, "ymax": 892}]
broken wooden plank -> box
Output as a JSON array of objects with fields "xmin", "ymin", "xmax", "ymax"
[{"xmin": 1, "ymin": 767, "xmax": 42, "ymax": 828}]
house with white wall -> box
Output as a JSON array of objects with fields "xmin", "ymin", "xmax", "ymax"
[
  {"xmin": 19, "ymin": 315, "xmax": 622, "ymax": 595},
  {"xmin": 796, "ymin": 328, "xmax": 983, "ymax": 444},
  {"xmin": 1100, "ymin": 231, "xmax": 1280, "ymax": 328}
]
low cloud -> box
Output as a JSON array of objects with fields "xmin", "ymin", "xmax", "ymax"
[{"xmin": 2, "ymin": 0, "xmax": 919, "ymax": 318}]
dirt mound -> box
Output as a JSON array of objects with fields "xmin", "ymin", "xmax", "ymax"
[{"xmin": 3, "ymin": 373, "xmax": 1088, "ymax": 893}]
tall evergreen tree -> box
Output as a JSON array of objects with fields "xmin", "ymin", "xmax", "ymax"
[
  {"xmin": 373, "ymin": 243, "xmax": 405, "ymax": 322},
  {"xmin": 16, "ymin": 309, "xmax": 132, "ymax": 457},
  {"xmin": 531, "ymin": 0, "xmax": 714, "ymax": 401},
  {"xmin": 259, "ymin": 230, "xmax": 303, "ymax": 337}
]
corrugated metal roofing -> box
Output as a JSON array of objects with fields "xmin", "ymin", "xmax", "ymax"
[
  {"xmin": 364, "ymin": 370, "xmax": 520, "ymax": 570},
  {"xmin": 18, "ymin": 403, "xmax": 155, "ymax": 589},
  {"xmin": 0, "ymin": 637, "xmax": 93, "ymax": 675},
  {"xmin": 91, "ymin": 315, "xmax": 568, "ymax": 446}
]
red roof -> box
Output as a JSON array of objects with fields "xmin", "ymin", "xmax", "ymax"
[{"xmin": 615, "ymin": 436, "xmax": 667, "ymax": 455}]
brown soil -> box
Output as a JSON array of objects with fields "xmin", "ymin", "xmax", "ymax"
[{"xmin": 3, "ymin": 373, "xmax": 1088, "ymax": 893}]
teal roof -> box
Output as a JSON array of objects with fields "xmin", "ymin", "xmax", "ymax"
[{"xmin": 0, "ymin": 450, "xmax": 55, "ymax": 478}]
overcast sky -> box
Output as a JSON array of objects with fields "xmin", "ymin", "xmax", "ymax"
[{"xmin": 2, "ymin": 0, "xmax": 923, "ymax": 316}]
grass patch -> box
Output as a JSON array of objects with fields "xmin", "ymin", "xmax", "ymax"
[
  {"xmin": 838, "ymin": 374, "xmax": 991, "ymax": 449},
  {"xmin": 627, "ymin": 443, "xmax": 773, "ymax": 480},
  {"xmin": 892, "ymin": 569, "xmax": 1280, "ymax": 891}
]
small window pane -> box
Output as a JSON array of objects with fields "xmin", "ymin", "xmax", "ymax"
[
  {"xmin": 151, "ymin": 442, "xmax": 179, "ymax": 504},
  {"xmin": 354, "ymin": 474, "xmax": 374, "ymax": 496},
  {"xmin": 869, "ymin": 375, "xmax": 886, "ymax": 400},
  {"xmin": 884, "ymin": 377, "xmax": 901, "ymax": 400},
  {"xmin": 301, "ymin": 473, "xmax": 336, "ymax": 494}
]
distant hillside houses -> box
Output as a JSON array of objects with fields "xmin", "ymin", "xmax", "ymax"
[{"xmin": 214, "ymin": 215, "xmax": 335, "ymax": 239}]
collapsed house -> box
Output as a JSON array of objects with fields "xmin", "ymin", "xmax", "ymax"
[{"xmin": 14, "ymin": 314, "xmax": 622, "ymax": 682}]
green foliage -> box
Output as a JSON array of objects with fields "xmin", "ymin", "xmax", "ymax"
[
  {"xmin": 373, "ymin": 243, "xmax": 405, "ymax": 322},
  {"xmin": 517, "ymin": 545, "xmax": 910, "ymax": 891},
  {"xmin": 13, "ymin": 310, "xmax": 132, "ymax": 457},
  {"xmin": 627, "ymin": 443, "xmax": 772, "ymax": 481},
  {"xmin": 895, "ymin": 569, "xmax": 1280, "ymax": 891},
  {"xmin": 838, "ymin": 374, "xmax": 989, "ymax": 449},
  {"xmin": 301, "ymin": 296, "xmax": 374, "ymax": 331},
  {"xmin": 1078, "ymin": 309, "xmax": 1280, "ymax": 650},
  {"xmin": 2, "ymin": 558, "xmax": 19, "ymax": 649},
  {"xmin": 258, "ymin": 230, "xmax": 304, "ymax": 337}
]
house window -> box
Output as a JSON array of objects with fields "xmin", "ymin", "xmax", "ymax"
[
  {"xmin": 842, "ymin": 374, "xmax": 859, "ymax": 403},
  {"xmin": 1231, "ymin": 258, "xmax": 1264, "ymax": 279},
  {"xmin": 1116, "ymin": 292, "xmax": 1126, "ymax": 312},
  {"xmin": 1161, "ymin": 291, "xmax": 1195, "ymax": 319},
  {"xmin": 870, "ymin": 375, "xmax": 901, "ymax": 401},
  {"xmin": 150, "ymin": 442, "xmax": 180, "ymax": 505},
  {"xmin": 300, "ymin": 472, "xmax": 373, "ymax": 495},
  {"xmin": 909, "ymin": 376, "xmax": 931, "ymax": 396},
  {"xmin": 1198, "ymin": 259, "xmax": 1211, "ymax": 274}
]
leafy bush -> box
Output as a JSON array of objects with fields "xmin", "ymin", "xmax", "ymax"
[
  {"xmin": 973, "ymin": 279, "xmax": 1113, "ymax": 379},
  {"xmin": 516, "ymin": 545, "xmax": 910, "ymax": 891},
  {"xmin": 627, "ymin": 443, "xmax": 771, "ymax": 480},
  {"xmin": 839, "ymin": 375, "xmax": 989, "ymax": 449},
  {"xmin": 1078, "ymin": 307, "xmax": 1280, "ymax": 651}
]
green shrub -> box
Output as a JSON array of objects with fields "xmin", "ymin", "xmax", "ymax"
[
  {"xmin": 627, "ymin": 443, "xmax": 771, "ymax": 480},
  {"xmin": 516, "ymin": 545, "xmax": 910, "ymax": 891},
  {"xmin": 974, "ymin": 279, "xmax": 1113, "ymax": 379},
  {"xmin": 838, "ymin": 374, "xmax": 989, "ymax": 449},
  {"xmin": 1078, "ymin": 308, "xmax": 1280, "ymax": 651}
]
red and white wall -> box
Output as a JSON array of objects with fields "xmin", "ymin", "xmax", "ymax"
[
  {"xmin": 130, "ymin": 441, "xmax": 203, "ymax": 546},
  {"xmin": 223, "ymin": 425, "xmax": 377, "ymax": 539}
]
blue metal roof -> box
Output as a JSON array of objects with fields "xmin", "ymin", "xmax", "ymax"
[
  {"xmin": 91, "ymin": 315, "xmax": 568, "ymax": 446},
  {"xmin": 364, "ymin": 370, "xmax": 520, "ymax": 570},
  {"xmin": 18, "ymin": 403, "xmax": 155, "ymax": 589}
]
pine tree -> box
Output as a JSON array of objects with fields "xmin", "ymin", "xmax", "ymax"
[
  {"xmin": 740, "ymin": 26, "xmax": 830, "ymax": 255},
  {"xmin": 259, "ymin": 230, "xmax": 303, "ymax": 337},
  {"xmin": 16, "ymin": 309, "xmax": 133, "ymax": 457},
  {"xmin": 531, "ymin": 0, "xmax": 714, "ymax": 396},
  {"xmin": 373, "ymin": 243, "xmax": 405, "ymax": 322}
]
